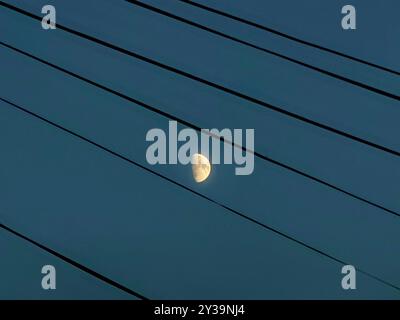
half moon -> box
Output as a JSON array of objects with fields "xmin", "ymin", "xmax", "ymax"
[{"xmin": 192, "ymin": 153, "xmax": 211, "ymax": 183}]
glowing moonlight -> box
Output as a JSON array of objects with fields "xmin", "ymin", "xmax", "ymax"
[{"xmin": 192, "ymin": 153, "xmax": 211, "ymax": 183}]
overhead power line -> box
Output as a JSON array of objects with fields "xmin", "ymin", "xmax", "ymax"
[
  {"xmin": 2, "ymin": 41, "xmax": 398, "ymax": 219},
  {"xmin": 1, "ymin": 1, "xmax": 399, "ymax": 159},
  {"xmin": 179, "ymin": 0, "xmax": 400, "ymax": 76},
  {"xmin": 0, "ymin": 222, "xmax": 148, "ymax": 299},
  {"xmin": 128, "ymin": 0, "xmax": 400, "ymax": 101},
  {"xmin": 1, "ymin": 96, "xmax": 399, "ymax": 293}
]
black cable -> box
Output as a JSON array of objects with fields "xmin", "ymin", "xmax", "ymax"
[
  {"xmin": 179, "ymin": 0, "xmax": 400, "ymax": 77},
  {"xmin": 128, "ymin": 0, "xmax": 399, "ymax": 101},
  {"xmin": 2, "ymin": 41, "xmax": 398, "ymax": 220},
  {"xmin": 1, "ymin": 1, "xmax": 399, "ymax": 159},
  {"xmin": 0, "ymin": 222, "xmax": 148, "ymax": 299},
  {"xmin": 1, "ymin": 96, "xmax": 399, "ymax": 293}
]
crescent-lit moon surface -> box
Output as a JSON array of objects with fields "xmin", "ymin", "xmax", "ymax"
[{"xmin": 192, "ymin": 153, "xmax": 211, "ymax": 183}]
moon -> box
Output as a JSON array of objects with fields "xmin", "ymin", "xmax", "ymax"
[{"xmin": 192, "ymin": 153, "xmax": 211, "ymax": 183}]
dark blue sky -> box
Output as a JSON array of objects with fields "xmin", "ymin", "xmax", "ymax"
[{"xmin": 1, "ymin": 0, "xmax": 400, "ymax": 299}]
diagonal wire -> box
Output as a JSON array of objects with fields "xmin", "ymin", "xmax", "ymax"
[
  {"xmin": 0, "ymin": 222, "xmax": 148, "ymax": 300},
  {"xmin": 1, "ymin": 96, "xmax": 400, "ymax": 294},
  {"xmin": 1, "ymin": 1, "xmax": 400, "ymax": 159},
  {"xmin": 129, "ymin": 0, "xmax": 400, "ymax": 101},
  {"xmin": 2, "ymin": 40, "xmax": 399, "ymax": 220},
  {"xmin": 179, "ymin": 0, "xmax": 400, "ymax": 76}
]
